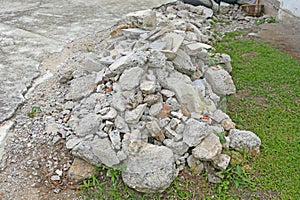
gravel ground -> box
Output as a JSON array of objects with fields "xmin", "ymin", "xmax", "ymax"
[{"xmin": 0, "ymin": 32, "xmax": 105, "ymax": 200}]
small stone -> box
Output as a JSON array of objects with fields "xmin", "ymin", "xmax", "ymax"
[
  {"xmin": 95, "ymin": 68, "xmax": 105, "ymax": 84},
  {"xmin": 221, "ymin": 118, "xmax": 236, "ymax": 131},
  {"xmin": 125, "ymin": 104, "xmax": 147, "ymax": 124},
  {"xmin": 112, "ymin": 92, "xmax": 127, "ymax": 112},
  {"xmin": 165, "ymin": 125, "xmax": 182, "ymax": 141},
  {"xmin": 140, "ymin": 80, "xmax": 157, "ymax": 94},
  {"xmin": 115, "ymin": 115, "xmax": 130, "ymax": 133},
  {"xmin": 166, "ymin": 98, "xmax": 181, "ymax": 111},
  {"xmin": 146, "ymin": 120, "xmax": 165, "ymax": 142},
  {"xmin": 212, "ymin": 109, "xmax": 230, "ymax": 123},
  {"xmin": 55, "ymin": 169, "xmax": 63, "ymax": 176},
  {"xmin": 143, "ymin": 93, "xmax": 162, "ymax": 106},
  {"xmin": 186, "ymin": 155, "xmax": 204, "ymax": 175},
  {"xmin": 181, "ymin": 107, "xmax": 190, "ymax": 117},
  {"xmin": 63, "ymin": 101, "xmax": 75, "ymax": 110},
  {"xmin": 109, "ymin": 130, "xmax": 121, "ymax": 150},
  {"xmin": 53, "ymin": 188, "xmax": 61, "ymax": 194},
  {"xmin": 212, "ymin": 154, "xmax": 231, "ymax": 171},
  {"xmin": 101, "ymin": 107, "xmax": 117, "ymax": 120},
  {"xmin": 149, "ymin": 103, "xmax": 163, "ymax": 117},
  {"xmin": 126, "ymin": 9, "xmax": 157, "ymax": 28},
  {"xmin": 66, "ymin": 137, "xmax": 83, "ymax": 149},
  {"xmin": 51, "ymin": 175, "xmax": 60, "ymax": 181},
  {"xmin": 68, "ymin": 158, "xmax": 96, "ymax": 184},
  {"xmin": 160, "ymin": 89, "xmax": 175, "ymax": 98}
]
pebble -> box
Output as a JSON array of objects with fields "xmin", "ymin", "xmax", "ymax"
[{"xmin": 51, "ymin": 175, "xmax": 61, "ymax": 181}]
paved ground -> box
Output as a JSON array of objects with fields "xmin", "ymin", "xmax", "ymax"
[{"xmin": 0, "ymin": 0, "xmax": 173, "ymax": 124}]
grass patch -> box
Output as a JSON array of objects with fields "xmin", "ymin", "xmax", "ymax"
[{"xmin": 215, "ymin": 32, "xmax": 300, "ymax": 199}]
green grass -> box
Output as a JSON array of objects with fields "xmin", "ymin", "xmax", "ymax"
[
  {"xmin": 215, "ymin": 32, "xmax": 300, "ymax": 199},
  {"xmin": 27, "ymin": 106, "xmax": 42, "ymax": 118},
  {"xmin": 79, "ymin": 32, "xmax": 299, "ymax": 200}
]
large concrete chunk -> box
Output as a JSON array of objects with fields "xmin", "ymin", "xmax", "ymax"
[
  {"xmin": 126, "ymin": 9, "xmax": 157, "ymax": 28},
  {"xmin": 66, "ymin": 74, "xmax": 96, "ymax": 101},
  {"xmin": 229, "ymin": 129, "xmax": 261, "ymax": 156},
  {"xmin": 75, "ymin": 113, "xmax": 100, "ymax": 137},
  {"xmin": 204, "ymin": 66, "xmax": 236, "ymax": 97},
  {"xmin": 122, "ymin": 142, "xmax": 178, "ymax": 193},
  {"xmin": 172, "ymin": 49, "xmax": 197, "ymax": 76},
  {"xmin": 108, "ymin": 53, "xmax": 134, "ymax": 76},
  {"xmin": 119, "ymin": 67, "xmax": 145, "ymax": 91},
  {"xmin": 165, "ymin": 77, "xmax": 213, "ymax": 113},
  {"xmin": 163, "ymin": 139, "xmax": 189, "ymax": 156},
  {"xmin": 91, "ymin": 138, "xmax": 120, "ymax": 167},
  {"xmin": 163, "ymin": 32, "xmax": 184, "ymax": 53}
]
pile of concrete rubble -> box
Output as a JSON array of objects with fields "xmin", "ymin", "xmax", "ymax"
[{"xmin": 57, "ymin": 1, "xmax": 261, "ymax": 193}]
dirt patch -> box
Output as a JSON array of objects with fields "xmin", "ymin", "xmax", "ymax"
[{"xmin": 257, "ymin": 22, "xmax": 300, "ymax": 62}]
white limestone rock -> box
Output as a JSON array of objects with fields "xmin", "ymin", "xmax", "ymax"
[
  {"xmin": 146, "ymin": 120, "xmax": 165, "ymax": 142},
  {"xmin": 75, "ymin": 113, "xmax": 100, "ymax": 137},
  {"xmin": 125, "ymin": 104, "xmax": 147, "ymax": 124},
  {"xmin": 140, "ymin": 80, "xmax": 157, "ymax": 94},
  {"xmin": 122, "ymin": 142, "xmax": 178, "ymax": 193},
  {"xmin": 66, "ymin": 74, "xmax": 95, "ymax": 101},
  {"xmin": 112, "ymin": 92, "xmax": 127, "ymax": 112},
  {"xmin": 212, "ymin": 154, "xmax": 231, "ymax": 171},
  {"xmin": 228, "ymin": 129, "xmax": 261, "ymax": 155},
  {"xmin": 183, "ymin": 118, "xmax": 212, "ymax": 147},
  {"xmin": 126, "ymin": 9, "xmax": 157, "ymax": 28},
  {"xmin": 109, "ymin": 130, "xmax": 122, "ymax": 150},
  {"xmin": 192, "ymin": 133, "xmax": 222, "ymax": 161},
  {"xmin": 120, "ymin": 67, "xmax": 145, "ymax": 91},
  {"xmin": 163, "ymin": 139, "xmax": 189, "ymax": 156},
  {"xmin": 221, "ymin": 118, "xmax": 236, "ymax": 131},
  {"xmin": 115, "ymin": 115, "xmax": 130, "ymax": 133},
  {"xmin": 108, "ymin": 53, "xmax": 134, "ymax": 76},
  {"xmin": 204, "ymin": 66, "xmax": 236, "ymax": 97},
  {"xmin": 91, "ymin": 137, "xmax": 120, "ymax": 167}
]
